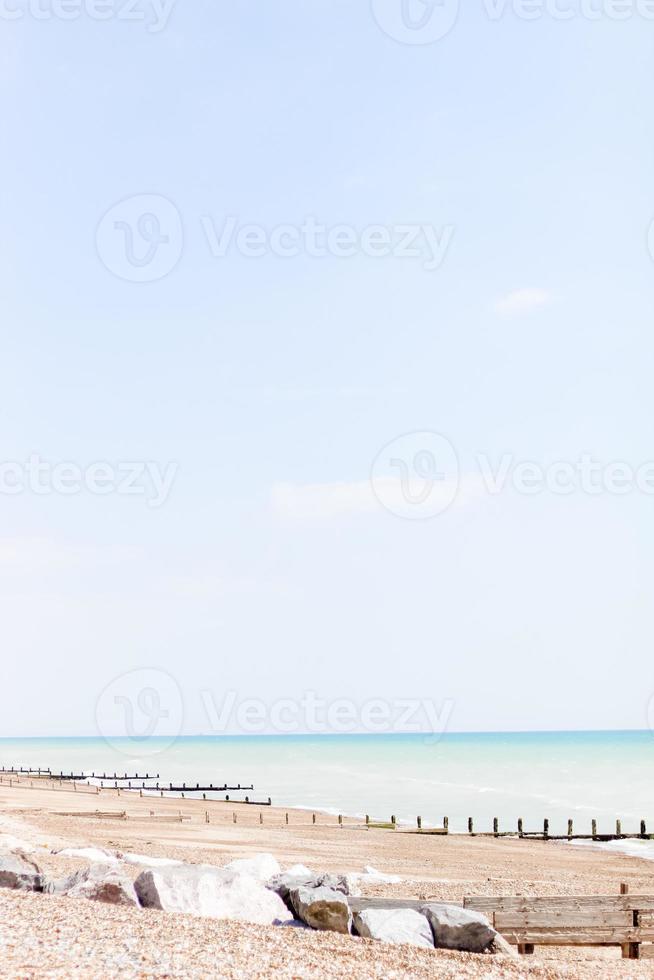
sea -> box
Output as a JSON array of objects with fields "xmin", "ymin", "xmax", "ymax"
[{"xmin": 1, "ymin": 731, "xmax": 653, "ymax": 850}]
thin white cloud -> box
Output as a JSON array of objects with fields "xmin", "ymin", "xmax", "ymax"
[{"xmin": 494, "ymin": 288, "xmax": 551, "ymax": 316}]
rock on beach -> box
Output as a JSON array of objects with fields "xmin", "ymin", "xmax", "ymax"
[
  {"xmin": 135, "ymin": 865, "xmax": 294, "ymax": 926},
  {"xmin": 45, "ymin": 864, "xmax": 139, "ymax": 907},
  {"xmin": 289, "ymin": 885, "xmax": 352, "ymax": 934},
  {"xmin": 0, "ymin": 850, "xmax": 44, "ymax": 892},
  {"xmin": 421, "ymin": 904, "xmax": 496, "ymax": 953},
  {"xmin": 353, "ymin": 907, "xmax": 434, "ymax": 948}
]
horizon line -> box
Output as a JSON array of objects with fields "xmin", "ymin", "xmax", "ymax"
[{"xmin": 0, "ymin": 728, "xmax": 652, "ymax": 740}]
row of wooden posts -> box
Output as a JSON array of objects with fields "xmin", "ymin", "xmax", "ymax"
[{"xmin": 2, "ymin": 778, "xmax": 649, "ymax": 838}]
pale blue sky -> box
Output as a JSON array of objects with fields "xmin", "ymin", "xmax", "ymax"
[{"xmin": 2, "ymin": 2, "xmax": 654, "ymax": 735}]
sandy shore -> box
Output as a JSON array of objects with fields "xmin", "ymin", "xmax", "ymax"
[{"xmin": 1, "ymin": 776, "xmax": 653, "ymax": 977}]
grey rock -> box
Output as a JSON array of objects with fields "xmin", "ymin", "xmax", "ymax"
[
  {"xmin": 44, "ymin": 868, "xmax": 88, "ymax": 896},
  {"xmin": 0, "ymin": 850, "xmax": 43, "ymax": 892},
  {"xmin": 135, "ymin": 865, "xmax": 293, "ymax": 925},
  {"xmin": 45, "ymin": 864, "xmax": 139, "ymax": 906},
  {"xmin": 289, "ymin": 885, "xmax": 352, "ymax": 934},
  {"xmin": 422, "ymin": 903, "xmax": 496, "ymax": 953},
  {"xmin": 269, "ymin": 871, "xmax": 350, "ymax": 911},
  {"xmin": 353, "ymin": 907, "xmax": 434, "ymax": 948}
]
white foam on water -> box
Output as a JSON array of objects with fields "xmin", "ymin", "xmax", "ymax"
[{"xmin": 566, "ymin": 838, "xmax": 654, "ymax": 862}]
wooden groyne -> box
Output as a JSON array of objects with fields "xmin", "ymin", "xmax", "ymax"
[
  {"xmin": 0, "ymin": 774, "xmax": 268, "ymax": 807},
  {"xmin": 0, "ymin": 768, "xmax": 161, "ymax": 781},
  {"xmin": 0, "ymin": 773, "xmax": 649, "ymax": 839},
  {"xmin": 0, "ymin": 768, "xmax": 254, "ymax": 792}
]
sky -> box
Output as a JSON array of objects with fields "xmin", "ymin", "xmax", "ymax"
[{"xmin": 1, "ymin": 0, "xmax": 654, "ymax": 737}]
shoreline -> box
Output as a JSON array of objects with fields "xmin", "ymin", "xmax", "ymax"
[
  {"xmin": 3, "ymin": 778, "xmax": 654, "ymax": 975},
  {"xmin": 3, "ymin": 774, "xmax": 652, "ymax": 862}
]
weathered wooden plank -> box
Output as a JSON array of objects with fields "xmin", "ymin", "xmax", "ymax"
[
  {"xmin": 637, "ymin": 912, "xmax": 654, "ymax": 927},
  {"xmin": 495, "ymin": 911, "xmax": 632, "ymax": 929},
  {"xmin": 500, "ymin": 928, "xmax": 654, "ymax": 946},
  {"xmin": 638, "ymin": 945, "xmax": 654, "ymax": 959},
  {"xmin": 465, "ymin": 895, "xmax": 654, "ymax": 913},
  {"xmin": 53, "ymin": 810, "xmax": 127, "ymax": 820}
]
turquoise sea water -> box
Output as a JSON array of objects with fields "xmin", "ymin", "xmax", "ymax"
[{"xmin": 1, "ymin": 732, "xmax": 653, "ymax": 838}]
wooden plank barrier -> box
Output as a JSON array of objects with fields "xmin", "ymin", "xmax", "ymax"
[{"xmin": 464, "ymin": 886, "xmax": 654, "ymax": 958}]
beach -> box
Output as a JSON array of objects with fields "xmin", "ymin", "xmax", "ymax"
[{"xmin": 1, "ymin": 776, "xmax": 654, "ymax": 977}]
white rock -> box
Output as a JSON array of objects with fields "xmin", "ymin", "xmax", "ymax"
[
  {"xmin": 354, "ymin": 908, "xmax": 434, "ymax": 948},
  {"xmin": 121, "ymin": 853, "xmax": 182, "ymax": 868},
  {"xmin": 284, "ymin": 863, "xmax": 314, "ymax": 877},
  {"xmin": 422, "ymin": 903, "xmax": 496, "ymax": 952},
  {"xmin": 363, "ymin": 865, "xmax": 401, "ymax": 884},
  {"xmin": 223, "ymin": 853, "xmax": 281, "ymax": 881},
  {"xmin": 56, "ymin": 847, "xmax": 120, "ymax": 865},
  {"xmin": 134, "ymin": 866, "xmax": 293, "ymax": 925},
  {"xmin": 0, "ymin": 835, "xmax": 35, "ymax": 854},
  {"xmin": 347, "ymin": 866, "xmax": 402, "ymax": 890}
]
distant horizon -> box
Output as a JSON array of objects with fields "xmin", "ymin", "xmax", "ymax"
[{"xmin": 1, "ymin": 728, "xmax": 653, "ymax": 741}]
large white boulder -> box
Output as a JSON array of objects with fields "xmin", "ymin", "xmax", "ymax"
[
  {"xmin": 289, "ymin": 885, "xmax": 352, "ymax": 934},
  {"xmin": 223, "ymin": 853, "xmax": 281, "ymax": 881},
  {"xmin": 353, "ymin": 908, "xmax": 434, "ymax": 948},
  {"xmin": 134, "ymin": 866, "xmax": 293, "ymax": 925},
  {"xmin": 422, "ymin": 903, "xmax": 496, "ymax": 952}
]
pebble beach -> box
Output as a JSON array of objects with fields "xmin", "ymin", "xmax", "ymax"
[{"xmin": 1, "ymin": 777, "xmax": 654, "ymax": 978}]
